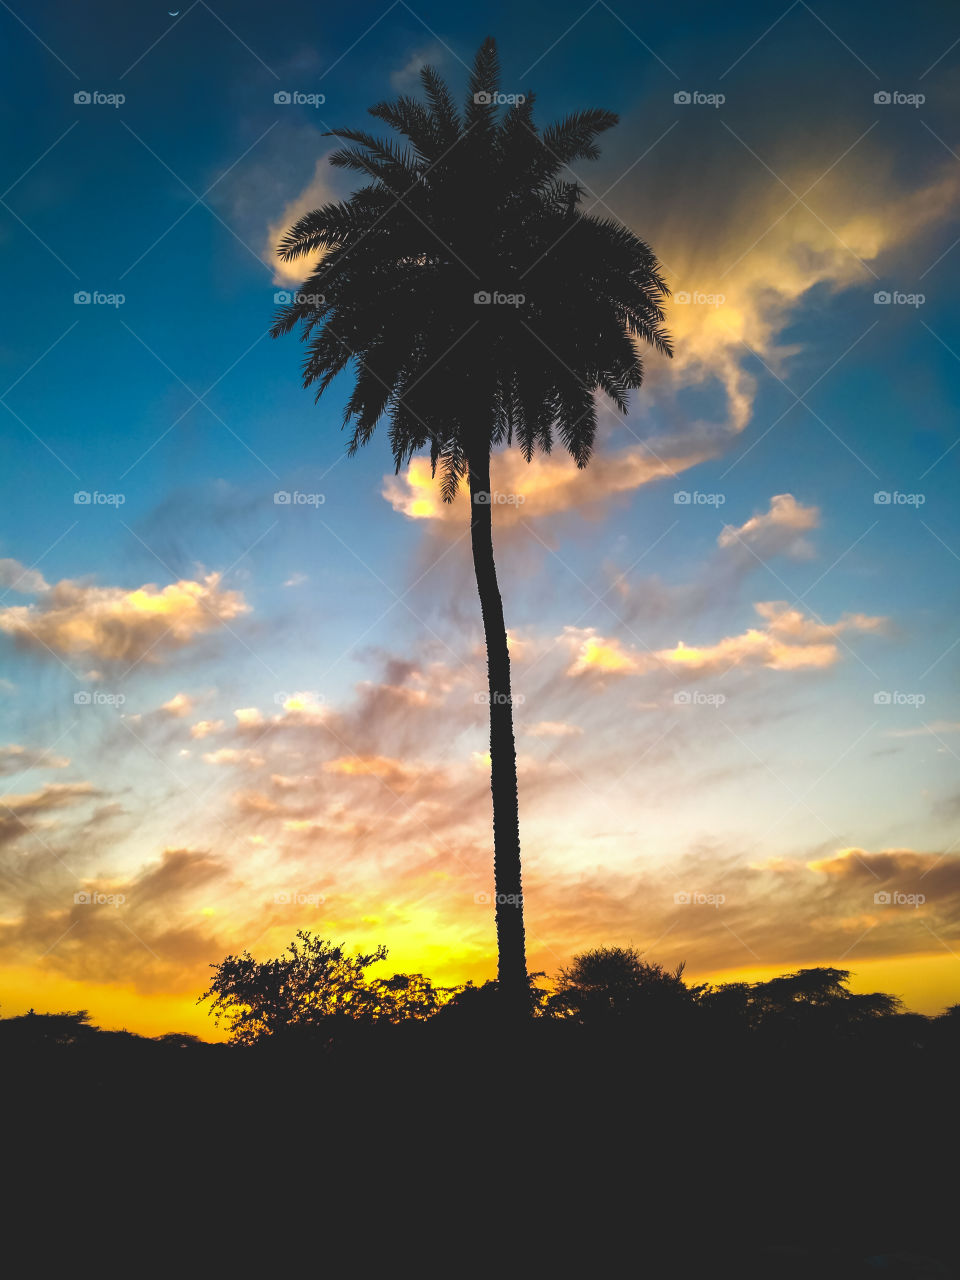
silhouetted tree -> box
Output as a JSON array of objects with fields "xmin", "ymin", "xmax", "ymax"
[
  {"xmin": 271, "ymin": 39, "xmax": 672, "ymax": 1012},
  {"xmin": 0, "ymin": 1008, "xmax": 97, "ymax": 1047},
  {"xmin": 153, "ymin": 1032, "xmax": 210, "ymax": 1049},
  {"xmin": 698, "ymin": 967, "xmax": 901, "ymax": 1043},
  {"xmin": 550, "ymin": 946, "xmax": 694, "ymax": 1025},
  {"xmin": 200, "ymin": 932, "xmax": 443, "ymax": 1045},
  {"xmin": 437, "ymin": 974, "xmax": 551, "ymax": 1027}
]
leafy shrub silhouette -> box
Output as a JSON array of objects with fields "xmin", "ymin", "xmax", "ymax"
[
  {"xmin": 549, "ymin": 946, "xmax": 695, "ymax": 1026},
  {"xmin": 200, "ymin": 931, "xmax": 445, "ymax": 1045}
]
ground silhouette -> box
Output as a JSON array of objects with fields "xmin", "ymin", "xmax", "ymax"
[{"xmin": 6, "ymin": 941, "xmax": 957, "ymax": 1275}]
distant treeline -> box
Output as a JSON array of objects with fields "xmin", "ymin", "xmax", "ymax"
[{"xmin": 4, "ymin": 933, "xmax": 958, "ymax": 1053}]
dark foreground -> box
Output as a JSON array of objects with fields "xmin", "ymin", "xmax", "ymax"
[{"xmin": 6, "ymin": 1015, "xmax": 957, "ymax": 1277}]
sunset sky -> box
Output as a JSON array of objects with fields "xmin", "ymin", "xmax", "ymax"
[{"xmin": 2, "ymin": 0, "xmax": 959, "ymax": 1037}]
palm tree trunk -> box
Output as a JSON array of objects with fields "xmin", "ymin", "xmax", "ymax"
[{"xmin": 467, "ymin": 453, "xmax": 528, "ymax": 1014}]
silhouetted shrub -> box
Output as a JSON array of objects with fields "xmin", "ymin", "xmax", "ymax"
[{"xmin": 200, "ymin": 931, "xmax": 447, "ymax": 1045}]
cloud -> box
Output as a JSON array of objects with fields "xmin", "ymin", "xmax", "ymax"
[
  {"xmin": 263, "ymin": 152, "xmax": 339, "ymax": 285},
  {"xmin": 0, "ymin": 745, "xmax": 70, "ymax": 775},
  {"xmin": 565, "ymin": 601, "xmax": 885, "ymax": 679},
  {"xmin": 161, "ymin": 693, "xmax": 194, "ymax": 717},
  {"xmin": 566, "ymin": 633, "xmax": 640, "ymax": 678},
  {"xmin": 718, "ymin": 493, "xmax": 819, "ymax": 559},
  {"xmin": 0, "ymin": 558, "xmax": 48, "ymax": 594},
  {"xmin": 0, "ymin": 572, "xmax": 249, "ymax": 665},
  {"xmin": 383, "ymin": 432, "xmax": 718, "ymax": 525},
  {"xmin": 190, "ymin": 719, "xmax": 224, "ymax": 740},
  {"xmin": 884, "ymin": 722, "xmax": 960, "ymax": 739},
  {"xmin": 525, "ymin": 721, "xmax": 583, "ymax": 738},
  {"xmin": 201, "ymin": 748, "xmax": 266, "ymax": 768},
  {"xmin": 1, "ymin": 782, "xmax": 95, "ymax": 812},
  {"xmin": 376, "ymin": 151, "xmax": 960, "ymax": 529},
  {"xmin": 0, "ymin": 847, "xmax": 234, "ymax": 994},
  {"xmin": 324, "ymin": 754, "xmax": 426, "ymax": 793},
  {"xmin": 649, "ymin": 153, "xmax": 960, "ymax": 433},
  {"xmin": 389, "ymin": 45, "xmax": 446, "ymax": 91},
  {"xmin": 0, "ymin": 782, "xmax": 99, "ymax": 849},
  {"xmin": 515, "ymin": 845, "xmax": 960, "ymax": 978}
]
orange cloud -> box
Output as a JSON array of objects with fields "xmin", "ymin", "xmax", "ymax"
[
  {"xmin": 383, "ymin": 435, "xmax": 717, "ymax": 525},
  {"xmin": 190, "ymin": 719, "xmax": 224, "ymax": 740},
  {"xmin": 161, "ymin": 693, "xmax": 194, "ymax": 717},
  {"xmin": 1, "ymin": 781, "xmax": 96, "ymax": 813},
  {"xmin": 0, "ymin": 573, "xmax": 248, "ymax": 664},
  {"xmin": 324, "ymin": 754, "xmax": 421, "ymax": 791},
  {"xmin": 525, "ymin": 721, "xmax": 583, "ymax": 738}
]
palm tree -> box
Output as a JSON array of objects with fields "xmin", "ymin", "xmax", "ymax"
[{"xmin": 271, "ymin": 38, "xmax": 671, "ymax": 1014}]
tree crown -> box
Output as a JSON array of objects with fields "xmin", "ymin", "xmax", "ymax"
[{"xmin": 271, "ymin": 37, "xmax": 671, "ymax": 499}]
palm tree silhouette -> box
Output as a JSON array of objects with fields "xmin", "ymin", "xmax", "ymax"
[{"xmin": 271, "ymin": 38, "xmax": 671, "ymax": 1013}]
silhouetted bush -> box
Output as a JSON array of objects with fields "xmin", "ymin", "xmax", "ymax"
[
  {"xmin": 200, "ymin": 931, "xmax": 447, "ymax": 1046},
  {"xmin": 549, "ymin": 946, "xmax": 695, "ymax": 1025}
]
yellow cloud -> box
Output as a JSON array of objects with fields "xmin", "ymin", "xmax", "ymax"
[
  {"xmin": 565, "ymin": 601, "xmax": 885, "ymax": 679},
  {"xmin": 263, "ymin": 154, "xmax": 338, "ymax": 286},
  {"xmin": 190, "ymin": 719, "xmax": 224, "ymax": 739},
  {"xmin": 658, "ymin": 158, "xmax": 960, "ymax": 431},
  {"xmin": 567, "ymin": 633, "xmax": 641, "ymax": 677},
  {"xmin": 0, "ymin": 573, "xmax": 248, "ymax": 663},
  {"xmin": 202, "ymin": 748, "xmax": 266, "ymax": 768},
  {"xmin": 161, "ymin": 693, "xmax": 194, "ymax": 717}
]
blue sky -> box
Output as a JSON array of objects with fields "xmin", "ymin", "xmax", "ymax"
[{"xmin": 1, "ymin": 0, "xmax": 959, "ymax": 1033}]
